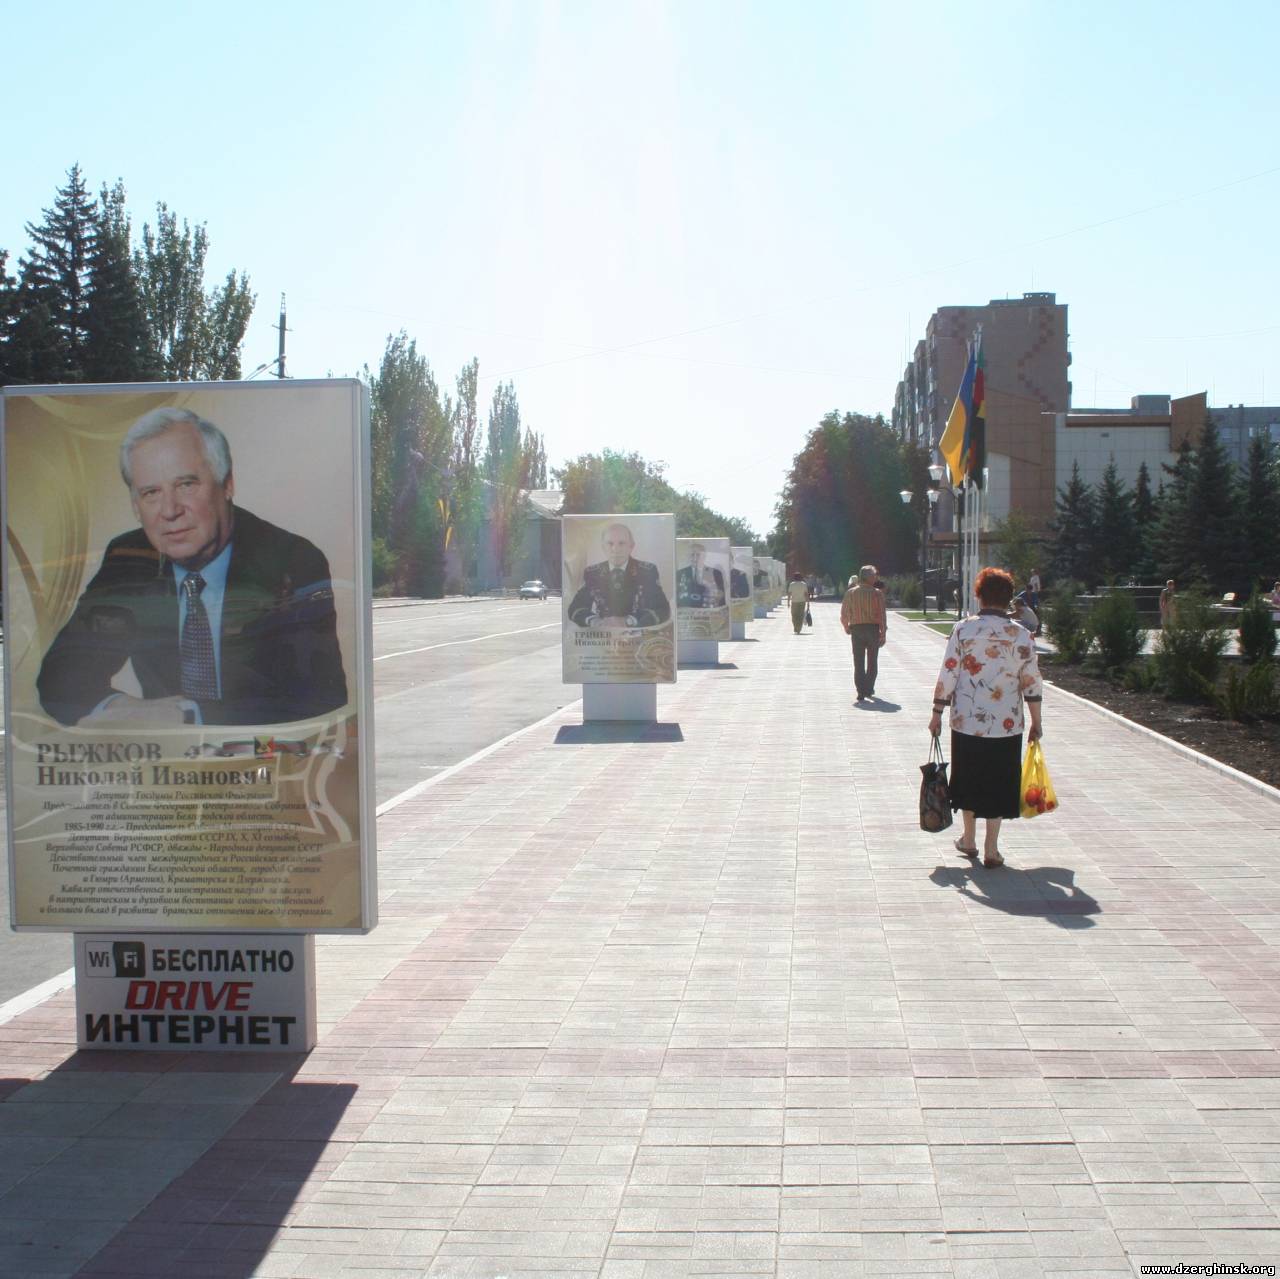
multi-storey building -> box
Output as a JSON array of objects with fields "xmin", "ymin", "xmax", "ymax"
[{"xmin": 892, "ymin": 292, "xmax": 1071, "ymax": 534}]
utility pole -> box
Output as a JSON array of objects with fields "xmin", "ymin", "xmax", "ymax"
[{"xmin": 273, "ymin": 293, "xmax": 289, "ymax": 379}]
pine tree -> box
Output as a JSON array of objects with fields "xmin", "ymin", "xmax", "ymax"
[
  {"xmin": 1152, "ymin": 441, "xmax": 1197, "ymax": 584},
  {"xmin": 1187, "ymin": 417, "xmax": 1243, "ymax": 592},
  {"xmin": 1131, "ymin": 461, "xmax": 1156, "ymax": 580},
  {"xmin": 1241, "ymin": 433, "xmax": 1280, "ymax": 592},
  {"xmin": 1094, "ymin": 459, "xmax": 1138, "ymax": 581},
  {"xmin": 1048, "ymin": 461, "xmax": 1098, "ymax": 586},
  {"xmin": 83, "ymin": 181, "xmax": 157, "ymax": 382},
  {"xmin": 19, "ymin": 164, "xmax": 98, "ymax": 381}
]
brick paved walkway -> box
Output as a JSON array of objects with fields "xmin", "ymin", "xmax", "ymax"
[{"xmin": 2, "ymin": 602, "xmax": 1279, "ymax": 1277}]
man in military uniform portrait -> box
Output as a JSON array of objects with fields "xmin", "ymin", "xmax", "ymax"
[
  {"xmin": 567, "ymin": 522, "xmax": 671, "ymax": 629},
  {"xmin": 676, "ymin": 542, "xmax": 726, "ymax": 609}
]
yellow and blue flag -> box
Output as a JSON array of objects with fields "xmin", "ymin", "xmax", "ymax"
[{"xmin": 938, "ymin": 338, "xmax": 986, "ymax": 488}]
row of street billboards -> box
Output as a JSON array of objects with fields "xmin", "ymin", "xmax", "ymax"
[{"xmin": 559, "ymin": 513, "xmax": 785, "ymax": 721}]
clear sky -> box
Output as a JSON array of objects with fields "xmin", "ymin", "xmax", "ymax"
[{"xmin": 5, "ymin": 0, "xmax": 1279, "ymax": 535}]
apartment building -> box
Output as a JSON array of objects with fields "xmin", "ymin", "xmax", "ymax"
[{"xmin": 892, "ymin": 293, "xmax": 1071, "ymax": 534}]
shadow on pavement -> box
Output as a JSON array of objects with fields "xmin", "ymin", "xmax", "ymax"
[
  {"xmin": 855, "ymin": 698, "xmax": 901, "ymax": 712},
  {"xmin": 678, "ymin": 662, "xmax": 739, "ymax": 670},
  {"xmin": 929, "ymin": 863, "xmax": 1101, "ymax": 929},
  {"xmin": 555, "ymin": 723, "xmax": 684, "ymax": 744},
  {"xmin": 0, "ymin": 1053, "xmax": 354, "ymax": 1278}
]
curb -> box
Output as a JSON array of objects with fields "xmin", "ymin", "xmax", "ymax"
[
  {"xmin": 905, "ymin": 614, "xmax": 1280, "ymax": 807},
  {"xmin": 372, "ymin": 595, "xmax": 508, "ymax": 610}
]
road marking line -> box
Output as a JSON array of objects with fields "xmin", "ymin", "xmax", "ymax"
[
  {"xmin": 0, "ymin": 967, "xmax": 75, "ymax": 1027},
  {"xmin": 374, "ymin": 622, "xmax": 559, "ymax": 662},
  {"xmin": 2, "ymin": 695, "xmax": 584, "ymax": 1022},
  {"xmin": 375, "ymin": 697, "xmax": 580, "ymax": 816}
]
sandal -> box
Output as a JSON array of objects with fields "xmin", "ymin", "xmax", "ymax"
[
  {"xmin": 953, "ymin": 837, "xmax": 978, "ymax": 857},
  {"xmin": 982, "ymin": 851, "xmax": 1005, "ymax": 868}
]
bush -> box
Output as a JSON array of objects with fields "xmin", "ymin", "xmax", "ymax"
[
  {"xmin": 1153, "ymin": 591, "xmax": 1229, "ymax": 699},
  {"xmin": 1043, "ymin": 580, "xmax": 1091, "ymax": 663},
  {"xmin": 1199, "ymin": 660, "xmax": 1279, "ymax": 721},
  {"xmin": 1239, "ymin": 592, "xmax": 1279, "ymax": 664},
  {"xmin": 899, "ymin": 577, "xmax": 923, "ymax": 608},
  {"xmin": 1089, "ymin": 590, "xmax": 1143, "ymax": 670},
  {"xmin": 371, "ymin": 536, "xmax": 397, "ymax": 588}
]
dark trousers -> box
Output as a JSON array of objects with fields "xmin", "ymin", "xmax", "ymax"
[
  {"xmin": 791, "ymin": 600, "xmax": 806, "ymax": 632},
  {"xmin": 851, "ymin": 624, "xmax": 880, "ymax": 696}
]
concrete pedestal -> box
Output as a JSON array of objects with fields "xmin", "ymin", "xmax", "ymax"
[
  {"xmin": 678, "ymin": 639, "xmax": 719, "ymax": 666},
  {"xmin": 754, "ymin": 605, "xmax": 767, "ymax": 619},
  {"xmin": 731, "ymin": 621, "xmax": 747, "ymax": 640},
  {"xmin": 582, "ymin": 683, "xmax": 658, "ymax": 722}
]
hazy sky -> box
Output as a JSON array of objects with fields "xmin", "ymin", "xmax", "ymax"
[{"xmin": 5, "ymin": 1, "xmax": 1278, "ymax": 534}]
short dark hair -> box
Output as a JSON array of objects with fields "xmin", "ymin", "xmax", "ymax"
[{"xmin": 975, "ymin": 566, "xmax": 1015, "ymax": 608}]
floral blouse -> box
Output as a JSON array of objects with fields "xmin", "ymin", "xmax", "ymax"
[{"xmin": 933, "ymin": 610, "xmax": 1043, "ymax": 738}]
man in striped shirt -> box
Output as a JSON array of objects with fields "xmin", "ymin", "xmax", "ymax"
[{"xmin": 840, "ymin": 564, "xmax": 887, "ymax": 702}]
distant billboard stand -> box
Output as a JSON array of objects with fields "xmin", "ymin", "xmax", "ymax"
[
  {"xmin": 730, "ymin": 546, "xmax": 754, "ymax": 640},
  {"xmin": 561, "ymin": 514, "xmax": 676, "ymax": 724},
  {"xmin": 676, "ymin": 536, "xmax": 731, "ymax": 667}
]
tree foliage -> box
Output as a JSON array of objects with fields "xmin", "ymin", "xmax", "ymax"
[
  {"xmin": 555, "ymin": 449, "xmax": 757, "ymax": 547},
  {"xmin": 1048, "ymin": 462, "xmax": 1098, "ymax": 586},
  {"xmin": 771, "ymin": 411, "xmax": 920, "ymax": 586},
  {"xmin": 1, "ymin": 165, "xmax": 254, "ymax": 386}
]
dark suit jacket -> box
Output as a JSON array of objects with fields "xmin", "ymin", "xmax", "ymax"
[
  {"xmin": 730, "ymin": 568, "xmax": 751, "ymax": 600},
  {"xmin": 567, "ymin": 558, "xmax": 670, "ymax": 628},
  {"xmin": 37, "ymin": 506, "xmax": 348, "ymax": 727},
  {"xmin": 676, "ymin": 565, "xmax": 726, "ymax": 609}
]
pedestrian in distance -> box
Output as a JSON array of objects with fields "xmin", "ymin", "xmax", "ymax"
[
  {"xmin": 1027, "ymin": 568, "xmax": 1041, "ymax": 613},
  {"xmin": 1159, "ymin": 579, "xmax": 1177, "ymax": 628},
  {"xmin": 787, "ymin": 574, "xmax": 810, "ymax": 634},
  {"xmin": 1011, "ymin": 591, "xmax": 1039, "ymax": 634},
  {"xmin": 840, "ymin": 565, "xmax": 886, "ymax": 702},
  {"xmin": 928, "ymin": 566, "xmax": 1043, "ymax": 868}
]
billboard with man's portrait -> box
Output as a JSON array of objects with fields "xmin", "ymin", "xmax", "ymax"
[
  {"xmin": 2, "ymin": 380, "xmax": 376, "ymax": 933},
  {"xmin": 676, "ymin": 537, "xmax": 732, "ymax": 641},
  {"xmin": 730, "ymin": 546, "xmax": 754, "ymax": 625},
  {"xmin": 562, "ymin": 514, "xmax": 676, "ymax": 683}
]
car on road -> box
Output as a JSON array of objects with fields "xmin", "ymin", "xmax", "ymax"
[{"xmin": 519, "ymin": 580, "xmax": 548, "ymax": 600}]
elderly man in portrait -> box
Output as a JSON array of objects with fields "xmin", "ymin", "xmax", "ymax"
[
  {"xmin": 567, "ymin": 522, "xmax": 671, "ymax": 629},
  {"xmin": 37, "ymin": 408, "xmax": 348, "ymax": 727},
  {"xmin": 676, "ymin": 542, "xmax": 726, "ymax": 609}
]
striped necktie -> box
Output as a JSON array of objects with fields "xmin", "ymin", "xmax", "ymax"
[{"xmin": 180, "ymin": 572, "xmax": 218, "ymax": 701}]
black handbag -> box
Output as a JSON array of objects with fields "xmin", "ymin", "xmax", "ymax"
[
  {"xmin": 919, "ymin": 735, "xmax": 953, "ymax": 832},
  {"xmin": 804, "ymin": 608, "xmax": 813, "ymax": 627}
]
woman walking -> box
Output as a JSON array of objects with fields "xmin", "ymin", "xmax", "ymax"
[{"xmin": 927, "ymin": 567, "xmax": 1043, "ymax": 867}]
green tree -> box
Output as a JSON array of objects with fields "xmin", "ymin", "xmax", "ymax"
[
  {"xmin": 773, "ymin": 411, "xmax": 917, "ymax": 586},
  {"xmin": 989, "ymin": 510, "xmax": 1039, "ymax": 587},
  {"xmin": 555, "ymin": 449, "xmax": 755, "ymax": 544},
  {"xmin": 1240, "ymin": 433, "xmax": 1280, "ymax": 592},
  {"xmin": 1152, "ymin": 441, "xmax": 1197, "ymax": 584},
  {"xmin": 17, "ymin": 164, "xmax": 98, "ymax": 382},
  {"xmin": 366, "ymin": 332, "xmax": 450, "ymax": 593},
  {"xmin": 1094, "ymin": 459, "xmax": 1138, "ymax": 581},
  {"xmin": 1132, "ymin": 461, "xmax": 1156, "ymax": 580},
  {"xmin": 1186, "ymin": 417, "xmax": 1243, "ymax": 592},
  {"xmin": 134, "ymin": 202, "xmax": 254, "ymax": 379},
  {"xmin": 83, "ymin": 181, "xmax": 158, "ymax": 382},
  {"xmin": 1048, "ymin": 461, "xmax": 1098, "ymax": 586}
]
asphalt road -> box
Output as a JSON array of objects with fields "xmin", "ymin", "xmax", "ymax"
[{"xmin": 0, "ymin": 597, "xmax": 577, "ymax": 1005}]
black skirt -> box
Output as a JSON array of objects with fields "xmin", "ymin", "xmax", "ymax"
[{"xmin": 949, "ymin": 730, "xmax": 1022, "ymax": 819}]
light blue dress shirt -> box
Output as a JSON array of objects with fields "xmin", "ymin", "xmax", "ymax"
[{"xmin": 173, "ymin": 540, "xmax": 234, "ymax": 701}]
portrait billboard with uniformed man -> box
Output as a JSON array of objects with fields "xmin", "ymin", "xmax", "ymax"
[
  {"xmin": 562, "ymin": 514, "xmax": 676, "ymax": 683},
  {"xmin": 676, "ymin": 537, "xmax": 731, "ymax": 641}
]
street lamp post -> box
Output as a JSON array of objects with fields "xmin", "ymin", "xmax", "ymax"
[{"xmin": 901, "ymin": 465, "xmax": 945, "ymax": 618}]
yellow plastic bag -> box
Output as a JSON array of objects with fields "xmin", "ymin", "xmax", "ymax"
[{"xmin": 1020, "ymin": 740, "xmax": 1059, "ymax": 818}]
